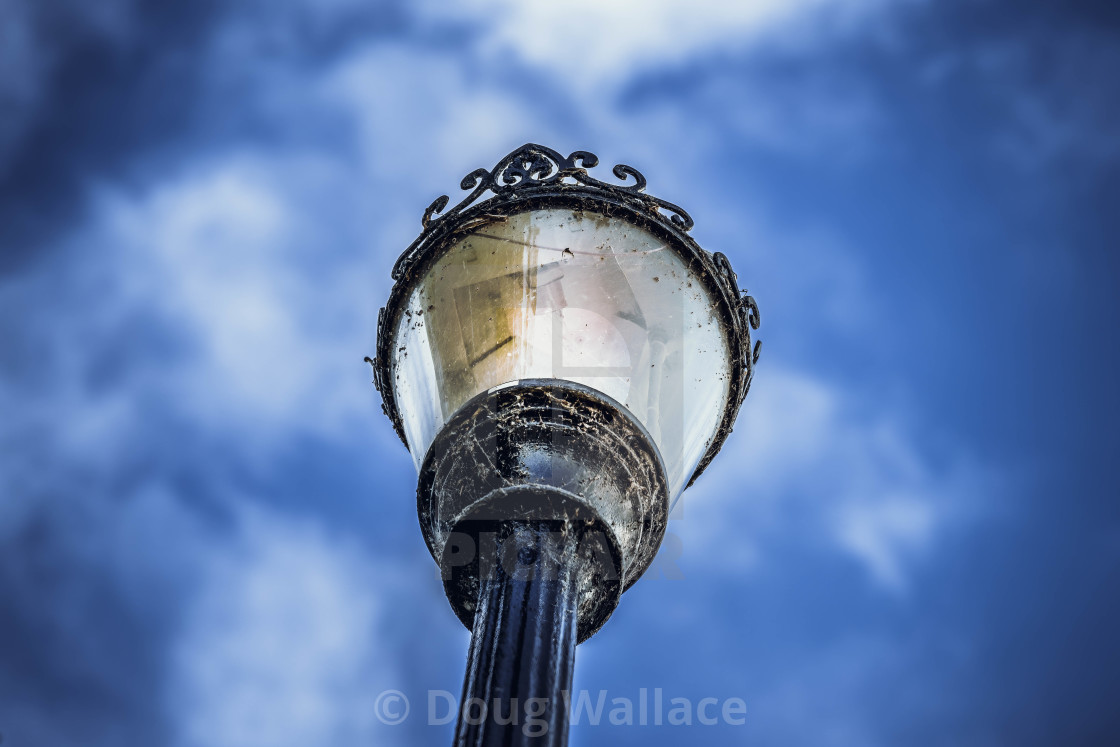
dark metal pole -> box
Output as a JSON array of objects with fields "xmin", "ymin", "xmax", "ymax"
[{"xmin": 454, "ymin": 521, "xmax": 580, "ymax": 747}]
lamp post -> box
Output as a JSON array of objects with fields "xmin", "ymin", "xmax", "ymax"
[{"xmin": 370, "ymin": 144, "xmax": 760, "ymax": 746}]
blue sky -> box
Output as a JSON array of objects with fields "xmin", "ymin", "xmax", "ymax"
[{"xmin": 1, "ymin": 1, "xmax": 1117, "ymax": 745}]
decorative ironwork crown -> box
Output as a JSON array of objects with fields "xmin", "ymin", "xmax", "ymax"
[
  {"xmin": 391, "ymin": 144, "xmax": 698, "ymax": 282},
  {"xmin": 421, "ymin": 143, "xmax": 693, "ymax": 231}
]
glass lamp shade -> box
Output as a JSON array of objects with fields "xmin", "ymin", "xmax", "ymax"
[{"xmin": 388, "ymin": 207, "xmax": 733, "ymax": 503}]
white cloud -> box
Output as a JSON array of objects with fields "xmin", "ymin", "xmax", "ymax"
[
  {"xmin": 423, "ymin": 0, "xmax": 880, "ymax": 92},
  {"xmin": 320, "ymin": 44, "xmax": 555, "ymax": 183},
  {"xmin": 837, "ymin": 494, "xmax": 934, "ymax": 590},
  {"xmin": 170, "ymin": 509, "xmax": 398, "ymax": 747},
  {"xmin": 89, "ymin": 151, "xmax": 383, "ymax": 445},
  {"xmin": 680, "ymin": 365, "xmax": 990, "ymax": 592}
]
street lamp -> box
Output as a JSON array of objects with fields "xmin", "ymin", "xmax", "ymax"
[{"xmin": 370, "ymin": 144, "xmax": 760, "ymax": 746}]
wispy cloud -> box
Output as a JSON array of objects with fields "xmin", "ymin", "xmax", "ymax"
[
  {"xmin": 92, "ymin": 154, "xmax": 376, "ymax": 442},
  {"xmin": 679, "ymin": 364, "xmax": 992, "ymax": 592},
  {"xmin": 170, "ymin": 507, "xmax": 399, "ymax": 747},
  {"xmin": 422, "ymin": 0, "xmax": 888, "ymax": 93}
]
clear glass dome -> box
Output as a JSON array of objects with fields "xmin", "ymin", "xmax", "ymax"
[{"xmin": 390, "ymin": 208, "xmax": 732, "ymax": 502}]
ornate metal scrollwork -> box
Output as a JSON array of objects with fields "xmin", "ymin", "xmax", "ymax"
[
  {"xmin": 394, "ymin": 144, "xmax": 695, "ymax": 281},
  {"xmin": 428, "ymin": 144, "xmax": 691, "ymax": 228},
  {"xmin": 713, "ymin": 252, "xmax": 762, "ymax": 403}
]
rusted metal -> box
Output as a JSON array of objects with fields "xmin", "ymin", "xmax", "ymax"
[{"xmin": 372, "ymin": 143, "xmax": 760, "ymax": 488}]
